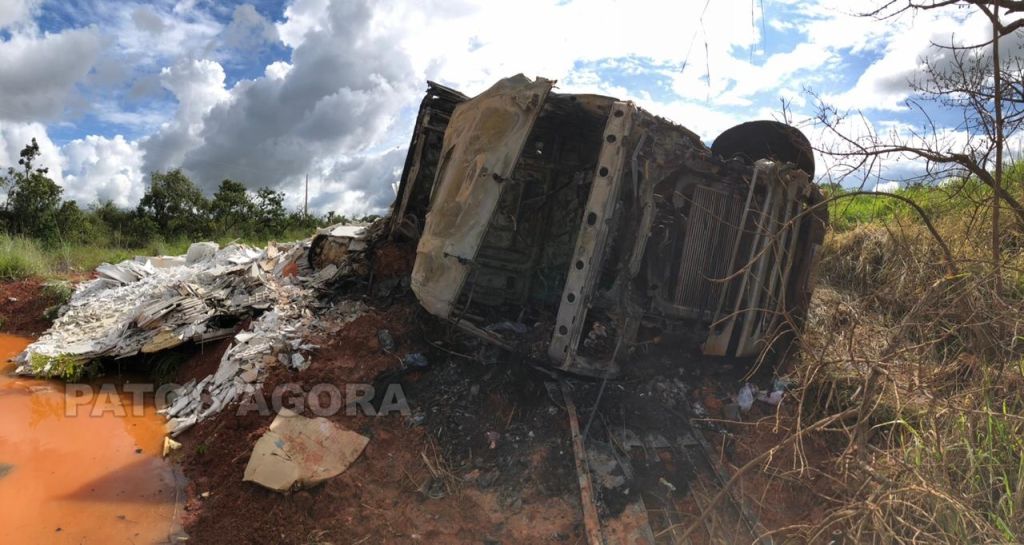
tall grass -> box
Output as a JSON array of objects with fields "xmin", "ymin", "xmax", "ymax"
[
  {"xmin": 0, "ymin": 235, "xmax": 49, "ymax": 279},
  {"xmin": 778, "ymin": 205, "xmax": 1024, "ymax": 543}
]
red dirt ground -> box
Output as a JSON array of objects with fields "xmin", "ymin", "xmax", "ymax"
[
  {"xmin": 695, "ymin": 389, "xmax": 841, "ymax": 541},
  {"xmin": 174, "ymin": 302, "xmax": 582, "ymax": 545},
  {"xmin": 3, "ymin": 268, "xmax": 826, "ymax": 543},
  {"xmin": 372, "ymin": 242, "xmax": 415, "ymax": 278},
  {"xmin": 0, "ymin": 279, "xmax": 56, "ymax": 336}
]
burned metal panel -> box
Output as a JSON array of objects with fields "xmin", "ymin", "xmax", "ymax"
[
  {"xmin": 389, "ymin": 81, "xmax": 468, "ymax": 240},
  {"xmin": 703, "ymin": 161, "xmax": 817, "ymax": 357},
  {"xmin": 411, "ymin": 75, "xmax": 554, "ymax": 318},
  {"xmin": 670, "ymin": 185, "xmax": 742, "ymax": 317},
  {"xmin": 548, "ymin": 110, "xmax": 733, "ymax": 376},
  {"xmin": 548, "ymin": 102, "xmax": 634, "ymax": 375},
  {"xmin": 545, "ymin": 112, "xmax": 823, "ymax": 372},
  {"xmin": 435, "ymin": 92, "xmax": 615, "ymax": 352}
]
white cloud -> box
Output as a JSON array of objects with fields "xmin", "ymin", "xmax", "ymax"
[
  {"xmin": 147, "ymin": 0, "xmax": 418, "ymax": 204},
  {"xmin": 130, "ymin": 6, "xmax": 166, "ymax": 34},
  {"xmin": 0, "ymin": 121, "xmax": 63, "ymax": 186},
  {"xmin": 276, "ymin": 0, "xmax": 330, "ymax": 49},
  {"xmin": 0, "ymin": 0, "xmax": 39, "ymax": 30},
  {"xmin": 61, "ymin": 135, "xmax": 145, "ymax": 207},
  {"xmin": 874, "ymin": 181, "xmax": 900, "ymax": 193},
  {"xmin": 0, "ymin": 28, "xmax": 103, "ymax": 121},
  {"xmin": 114, "ymin": 2, "xmax": 222, "ymax": 65},
  {"xmin": 140, "ymin": 58, "xmax": 232, "ymax": 173},
  {"xmin": 821, "ymin": 6, "xmax": 989, "ymax": 111},
  {"xmin": 222, "ymin": 4, "xmax": 279, "ymax": 50},
  {"xmin": 159, "ymin": 59, "xmax": 231, "ymax": 127},
  {"xmin": 0, "ymin": 122, "xmax": 144, "ymax": 207},
  {"xmin": 264, "ymin": 61, "xmax": 292, "ymax": 80},
  {"xmin": 308, "ymin": 147, "xmax": 406, "ymax": 214},
  {"xmin": 0, "ymin": 0, "xmax": 1005, "ymax": 216}
]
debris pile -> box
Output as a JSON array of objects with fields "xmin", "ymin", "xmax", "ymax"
[{"xmin": 15, "ymin": 226, "xmax": 372, "ymax": 434}]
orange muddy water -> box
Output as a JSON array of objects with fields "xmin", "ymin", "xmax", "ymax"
[{"xmin": 0, "ymin": 333, "xmax": 182, "ymax": 544}]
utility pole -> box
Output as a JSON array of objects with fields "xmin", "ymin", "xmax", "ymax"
[{"xmin": 304, "ymin": 172, "xmax": 309, "ymax": 218}]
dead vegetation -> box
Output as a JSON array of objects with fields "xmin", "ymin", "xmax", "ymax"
[{"xmin": 748, "ymin": 210, "xmax": 1024, "ymax": 544}]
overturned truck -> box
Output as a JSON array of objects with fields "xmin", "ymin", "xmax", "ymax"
[{"xmin": 390, "ymin": 75, "xmax": 826, "ymax": 377}]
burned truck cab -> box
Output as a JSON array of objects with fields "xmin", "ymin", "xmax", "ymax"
[{"xmin": 394, "ymin": 75, "xmax": 826, "ymax": 377}]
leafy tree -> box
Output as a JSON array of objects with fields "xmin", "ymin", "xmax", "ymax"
[
  {"xmin": 2, "ymin": 141, "xmax": 344, "ymax": 250},
  {"xmin": 211, "ymin": 179, "xmax": 255, "ymax": 234},
  {"xmin": 1, "ymin": 138, "xmax": 64, "ymax": 242},
  {"xmin": 55, "ymin": 201, "xmax": 86, "ymax": 243},
  {"xmin": 253, "ymin": 187, "xmax": 287, "ymax": 234},
  {"xmin": 137, "ymin": 169, "xmax": 210, "ymax": 239}
]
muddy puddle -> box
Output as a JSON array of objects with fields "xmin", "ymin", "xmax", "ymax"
[{"xmin": 0, "ymin": 333, "xmax": 182, "ymax": 544}]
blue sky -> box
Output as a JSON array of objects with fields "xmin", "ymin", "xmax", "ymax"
[{"xmin": 0, "ymin": 0, "xmax": 1001, "ymax": 214}]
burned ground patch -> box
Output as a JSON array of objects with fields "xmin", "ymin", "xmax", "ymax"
[{"xmin": 174, "ymin": 298, "xmax": 583, "ymax": 544}]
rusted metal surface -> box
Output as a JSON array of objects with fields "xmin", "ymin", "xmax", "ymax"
[
  {"xmin": 399, "ymin": 74, "xmax": 827, "ymax": 376},
  {"xmin": 411, "ymin": 75, "xmax": 554, "ymax": 318},
  {"xmin": 561, "ymin": 377, "xmax": 772, "ymax": 545},
  {"xmin": 561, "ymin": 382, "xmax": 605, "ymax": 545},
  {"xmin": 389, "ymin": 81, "xmax": 468, "ymax": 240},
  {"xmin": 548, "ymin": 101, "xmax": 634, "ymax": 376}
]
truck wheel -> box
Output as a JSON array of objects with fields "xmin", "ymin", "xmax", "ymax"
[{"xmin": 711, "ymin": 120, "xmax": 814, "ymax": 177}]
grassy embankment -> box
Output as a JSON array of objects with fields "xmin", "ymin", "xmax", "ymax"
[{"xmin": 777, "ymin": 173, "xmax": 1024, "ymax": 543}]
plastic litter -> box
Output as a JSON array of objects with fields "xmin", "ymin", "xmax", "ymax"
[
  {"xmin": 737, "ymin": 383, "xmax": 756, "ymax": 412},
  {"xmin": 377, "ymin": 329, "xmax": 397, "ymax": 352},
  {"xmin": 402, "ymin": 352, "xmax": 429, "ymax": 369}
]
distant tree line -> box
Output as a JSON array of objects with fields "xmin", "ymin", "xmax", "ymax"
[{"xmin": 0, "ymin": 139, "xmax": 378, "ymax": 248}]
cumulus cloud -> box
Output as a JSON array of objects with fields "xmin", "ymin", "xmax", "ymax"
[
  {"xmin": 222, "ymin": 4, "xmax": 279, "ymax": 50},
  {"xmin": 62, "ymin": 135, "xmax": 145, "ymax": 206},
  {"xmin": 156, "ymin": 0, "xmax": 417, "ymax": 202},
  {"xmin": 114, "ymin": 2, "xmax": 222, "ymax": 66},
  {"xmin": 0, "ymin": 0, "xmax": 1003, "ymax": 216},
  {"xmin": 276, "ymin": 0, "xmax": 330, "ymax": 49},
  {"xmin": 140, "ymin": 59, "xmax": 231, "ymax": 174},
  {"xmin": 0, "ymin": 121, "xmax": 63, "ymax": 185},
  {"xmin": 821, "ymin": 6, "xmax": 991, "ymax": 111},
  {"xmin": 130, "ymin": 6, "xmax": 166, "ymax": 34},
  {"xmin": 0, "ymin": 123, "xmax": 145, "ymax": 207},
  {"xmin": 0, "ymin": 0, "xmax": 39, "ymax": 30},
  {"xmin": 313, "ymin": 147, "xmax": 407, "ymax": 213},
  {"xmin": 0, "ymin": 28, "xmax": 103, "ymax": 121}
]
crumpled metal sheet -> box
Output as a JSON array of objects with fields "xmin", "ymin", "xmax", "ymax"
[
  {"xmin": 16, "ymin": 224, "xmax": 377, "ymax": 433},
  {"xmin": 15, "ymin": 242, "xmax": 275, "ymax": 373},
  {"xmin": 163, "ymin": 298, "xmax": 366, "ymax": 436}
]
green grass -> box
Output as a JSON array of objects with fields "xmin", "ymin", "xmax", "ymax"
[
  {"xmin": 827, "ymin": 164, "xmax": 1024, "ymax": 232},
  {"xmin": 0, "ymin": 231, "xmax": 315, "ymax": 282},
  {"xmin": 0, "ymin": 235, "xmax": 50, "ymax": 279},
  {"xmin": 28, "ymin": 352, "xmax": 87, "ymax": 381},
  {"xmin": 827, "ymin": 182, "xmax": 989, "ymax": 232}
]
